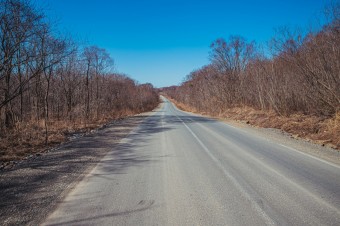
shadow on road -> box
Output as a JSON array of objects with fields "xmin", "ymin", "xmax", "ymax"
[
  {"xmin": 47, "ymin": 200, "xmax": 159, "ymax": 226},
  {"xmin": 0, "ymin": 110, "xmax": 213, "ymax": 225}
]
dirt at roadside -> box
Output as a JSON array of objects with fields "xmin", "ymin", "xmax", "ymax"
[
  {"xmin": 0, "ymin": 111, "xmax": 154, "ymax": 226},
  {"xmin": 170, "ymin": 98, "xmax": 340, "ymax": 150},
  {"xmin": 170, "ymin": 98, "xmax": 340, "ymax": 166},
  {"xmin": 224, "ymin": 119, "xmax": 340, "ymax": 166},
  {"xmin": 0, "ymin": 113, "xmax": 144, "ymax": 166}
]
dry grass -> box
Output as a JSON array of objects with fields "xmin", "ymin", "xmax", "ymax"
[
  {"xmin": 169, "ymin": 98, "xmax": 340, "ymax": 150},
  {"xmin": 0, "ymin": 109, "xmax": 143, "ymax": 164},
  {"xmin": 2, "ymin": 99, "xmax": 338, "ymax": 164},
  {"xmin": 223, "ymin": 108, "xmax": 339, "ymax": 149}
]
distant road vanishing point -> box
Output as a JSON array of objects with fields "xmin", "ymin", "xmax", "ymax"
[{"xmin": 44, "ymin": 97, "xmax": 340, "ymax": 225}]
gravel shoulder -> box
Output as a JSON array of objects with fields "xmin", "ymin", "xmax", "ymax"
[
  {"xmin": 221, "ymin": 118, "xmax": 340, "ymax": 166},
  {"xmin": 174, "ymin": 104, "xmax": 340, "ymax": 166},
  {"xmin": 1, "ymin": 101, "xmax": 339, "ymax": 225},
  {"xmin": 0, "ymin": 109, "xmax": 157, "ymax": 226}
]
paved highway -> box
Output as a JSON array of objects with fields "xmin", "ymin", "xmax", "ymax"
[{"xmin": 44, "ymin": 97, "xmax": 340, "ymax": 225}]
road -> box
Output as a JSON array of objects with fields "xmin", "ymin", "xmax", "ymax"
[{"xmin": 44, "ymin": 97, "xmax": 340, "ymax": 225}]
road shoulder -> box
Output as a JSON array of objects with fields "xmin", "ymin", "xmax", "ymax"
[
  {"xmin": 170, "ymin": 100, "xmax": 340, "ymax": 166},
  {"xmin": 0, "ymin": 109, "xmax": 158, "ymax": 226}
]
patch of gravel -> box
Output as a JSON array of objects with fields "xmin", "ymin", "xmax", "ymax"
[
  {"xmin": 0, "ymin": 110, "xmax": 155, "ymax": 226},
  {"xmin": 182, "ymin": 104, "xmax": 340, "ymax": 166},
  {"xmin": 171, "ymin": 100, "xmax": 340, "ymax": 166},
  {"xmin": 226, "ymin": 119, "xmax": 340, "ymax": 166}
]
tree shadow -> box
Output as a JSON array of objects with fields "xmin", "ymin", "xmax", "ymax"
[
  {"xmin": 46, "ymin": 200, "xmax": 159, "ymax": 226},
  {"xmin": 0, "ymin": 110, "xmax": 214, "ymax": 225}
]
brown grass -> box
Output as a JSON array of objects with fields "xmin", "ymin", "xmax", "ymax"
[
  {"xmin": 169, "ymin": 98, "xmax": 340, "ymax": 150},
  {"xmin": 0, "ymin": 109, "xmax": 145, "ymax": 164}
]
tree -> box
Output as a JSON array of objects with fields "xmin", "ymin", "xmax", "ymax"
[
  {"xmin": 210, "ymin": 36, "xmax": 256, "ymax": 75},
  {"xmin": 0, "ymin": 0, "xmax": 45, "ymax": 127},
  {"xmin": 82, "ymin": 46, "xmax": 114, "ymax": 119}
]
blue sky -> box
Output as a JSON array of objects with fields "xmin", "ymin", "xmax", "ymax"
[{"xmin": 36, "ymin": 0, "xmax": 331, "ymax": 87}]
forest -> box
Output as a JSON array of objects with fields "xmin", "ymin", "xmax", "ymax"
[
  {"xmin": 162, "ymin": 3, "xmax": 340, "ymax": 149},
  {"xmin": 0, "ymin": 0, "xmax": 159, "ymax": 162},
  {"xmin": 1, "ymin": 0, "xmax": 339, "ymax": 164}
]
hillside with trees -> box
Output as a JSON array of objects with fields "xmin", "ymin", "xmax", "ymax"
[
  {"xmin": 0, "ymin": 0, "xmax": 159, "ymax": 163},
  {"xmin": 162, "ymin": 3, "xmax": 340, "ymax": 149}
]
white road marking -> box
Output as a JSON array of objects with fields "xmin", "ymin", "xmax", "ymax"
[
  {"xmin": 278, "ymin": 144, "xmax": 340, "ymax": 170},
  {"xmin": 176, "ymin": 114, "xmax": 276, "ymax": 226}
]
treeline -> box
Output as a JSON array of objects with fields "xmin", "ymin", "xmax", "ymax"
[
  {"xmin": 0, "ymin": 0, "xmax": 159, "ymax": 150},
  {"xmin": 163, "ymin": 4, "xmax": 339, "ymax": 118}
]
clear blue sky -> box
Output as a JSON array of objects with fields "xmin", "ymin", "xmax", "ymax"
[{"xmin": 36, "ymin": 0, "xmax": 331, "ymax": 87}]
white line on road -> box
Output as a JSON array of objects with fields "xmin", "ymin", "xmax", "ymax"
[
  {"xmin": 176, "ymin": 114, "xmax": 276, "ymax": 226},
  {"xmin": 278, "ymin": 144, "xmax": 340, "ymax": 170}
]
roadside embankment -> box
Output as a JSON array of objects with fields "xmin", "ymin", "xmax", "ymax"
[
  {"xmin": 168, "ymin": 98, "xmax": 340, "ymax": 151},
  {"xmin": 0, "ymin": 107, "xmax": 160, "ymax": 226},
  {"xmin": 0, "ymin": 101, "xmax": 160, "ymax": 169}
]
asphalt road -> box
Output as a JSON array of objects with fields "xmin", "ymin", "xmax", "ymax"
[{"xmin": 43, "ymin": 97, "xmax": 340, "ymax": 226}]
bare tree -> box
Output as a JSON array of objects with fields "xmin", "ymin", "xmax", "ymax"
[
  {"xmin": 165, "ymin": 7, "xmax": 339, "ymax": 117},
  {"xmin": 210, "ymin": 36, "xmax": 256, "ymax": 75},
  {"xmin": 0, "ymin": 0, "xmax": 45, "ymax": 127}
]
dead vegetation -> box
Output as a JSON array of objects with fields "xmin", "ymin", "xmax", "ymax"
[
  {"xmin": 162, "ymin": 3, "xmax": 339, "ymax": 151},
  {"xmin": 0, "ymin": 110, "xmax": 142, "ymax": 163},
  {"xmin": 168, "ymin": 97, "xmax": 340, "ymax": 150},
  {"xmin": 0, "ymin": 0, "xmax": 159, "ymax": 165}
]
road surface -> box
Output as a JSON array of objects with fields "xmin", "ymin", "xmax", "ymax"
[{"xmin": 44, "ymin": 97, "xmax": 340, "ymax": 225}]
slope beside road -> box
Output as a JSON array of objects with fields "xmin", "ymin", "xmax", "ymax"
[
  {"xmin": 42, "ymin": 97, "xmax": 340, "ymax": 225},
  {"xmin": 0, "ymin": 112, "xmax": 154, "ymax": 226}
]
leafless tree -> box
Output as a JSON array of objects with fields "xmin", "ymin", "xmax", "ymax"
[{"xmin": 164, "ymin": 7, "xmax": 339, "ymax": 118}]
